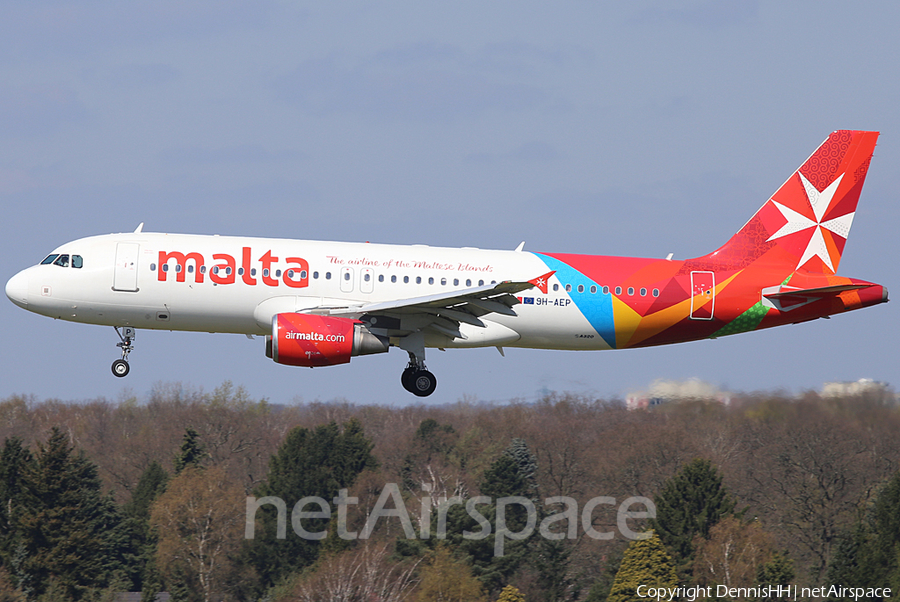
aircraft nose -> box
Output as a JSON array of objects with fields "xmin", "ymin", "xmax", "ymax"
[{"xmin": 5, "ymin": 270, "xmax": 29, "ymax": 308}]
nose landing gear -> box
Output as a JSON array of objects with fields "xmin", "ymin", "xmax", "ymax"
[{"xmin": 112, "ymin": 326, "xmax": 135, "ymax": 378}]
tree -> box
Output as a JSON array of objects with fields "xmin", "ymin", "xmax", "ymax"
[
  {"xmin": 174, "ymin": 427, "xmax": 206, "ymax": 474},
  {"xmin": 0, "ymin": 438, "xmax": 33, "ymax": 568},
  {"xmin": 416, "ymin": 546, "xmax": 487, "ymax": 602},
  {"xmin": 288, "ymin": 543, "xmax": 420, "ymax": 602},
  {"xmin": 608, "ymin": 534, "xmax": 678, "ymax": 602},
  {"xmin": 497, "ymin": 584, "xmax": 526, "ymax": 602},
  {"xmin": 757, "ymin": 551, "xmax": 795, "ymax": 601},
  {"xmin": 441, "ymin": 440, "xmax": 538, "ymax": 595},
  {"xmin": 692, "ymin": 517, "xmax": 774, "ymax": 594},
  {"xmin": 15, "ymin": 427, "xmax": 135, "ymax": 599},
  {"xmin": 249, "ymin": 419, "xmax": 378, "ymax": 590},
  {"xmin": 122, "ymin": 461, "xmax": 169, "ymax": 598},
  {"xmin": 827, "ymin": 471, "xmax": 900, "ymax": 598},
  {"xmin": 150, "ymin": 465, "xmax": 245, "ymax": 602},
  {"xmin": 650, "ymin": 458, "xmax": 735, "ymax": 574}
]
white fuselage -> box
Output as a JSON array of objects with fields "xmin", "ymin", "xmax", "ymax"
[{"xmin": 6, "ymin": 232, "xmax": 610, "ymax": 351}]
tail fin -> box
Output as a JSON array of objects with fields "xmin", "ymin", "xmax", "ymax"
[{"xmin": 697, "ymin": 130, "xmax": 879, "ymax": 275}]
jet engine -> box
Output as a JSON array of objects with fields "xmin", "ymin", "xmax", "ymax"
[{"xmin": 266, "ymin": 313, "xmax": 388, "ymax": 367}]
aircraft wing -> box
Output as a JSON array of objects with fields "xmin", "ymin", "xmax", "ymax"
[{"xmin": 325, "ymin": 271, "xmax": 555, "ymax": 339}]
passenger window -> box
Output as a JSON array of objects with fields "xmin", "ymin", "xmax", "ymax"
[
  {"xmin": 428, "ymin": 277, "xmax": 434, "ymax": 285},
  {"xmin": 615, "ymin": 286, "xmax": 622, "ymax": 295},
  {"xmin": 478, "ymin": 280, "xmax": 484, "ymax": 286},
  {"xmin": 150, "ymin": 263, "xmax": 157, "ymax": 271},
  {"xmin": 652, "ymin": 288, "xmax": 660, "ymax": 297},
  {"xmin": 250, "ymin": 268, "xmax": 256, "ymax": 276},
  {"xmin": 441, "ymin": 278, "xmax": 447, "ymax": 285},
  {"xmin": 344, "ymin": 272, "xmax": 350, "ymax": 281},
  {"xmin": 565, "ymin": 284, "xmax": 572, "ymax": 292},
  {"xmin": 72, "ymin": 255, "xmax": 83, "ymax": 269},
  {"xmin": 53, "ymin": 254, "xmax": 69, "ymax": 267},
  {"xmin": 378, "ymin": 275, "xmax": 384, "ymax": 282},
  {"xmin": 391, "ymin": 275, "xmax": 397, "ymax": 283},
  {"xmin": 627, "ymin": 287, "xmax": 634, "ymax": 296},
  {"xmin": 41, "ymin": 254, "xmax": 59, "ymax": 265},
  {"xmin": 640, "ymin": 288, "xmax": 647, "ymax": 296},
  {"xmin": 404, "ymin": 276, "xmax": 409, "ymax": 284},
  {"xmin": 313, "ymin": 271, "xmax": 319, "ymax": 279},
  {"xmin": 416, "ymin": 276, "xmax": 422, "ymax": 284},
  {"xmin": 326, "ymin": 272, "xmax": 331, "ymax": 280},
  {"xmin": 365, "ymin": 273, "xmax": 371, "ymax": 282},
  {"xmin": 553, "ymin": 284, "xmax": 559, "ymax": 292},
  {"xmin": 453, "ymin": 278, "xmax": 459, "ymax": 286},
  {"xmin": 466, "ymin": 279, "xmax": 472, "ymax": 287},
  {"xmin": 577, "ymin": 284, "xmax": 584, "ymax": 293},
  {"xmin": 590, "ymin": 285, "xmax": 597, "ymax": 294}
]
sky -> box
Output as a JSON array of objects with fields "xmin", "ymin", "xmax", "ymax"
[{"xmin": 2, "ymin": 1, "xmax": 899, "ymax": 406}]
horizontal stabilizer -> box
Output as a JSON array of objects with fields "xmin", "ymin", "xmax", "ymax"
[{"xmin": 764, "ymin": 283, "xmax": 871, "ymax": 300}]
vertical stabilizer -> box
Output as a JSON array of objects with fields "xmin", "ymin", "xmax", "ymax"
[{"xmin": 697, "ymin": 130, "xmax": 879, "ymax": 275}]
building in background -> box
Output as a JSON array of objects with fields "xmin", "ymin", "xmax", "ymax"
[{"xmin": 626, "ymin": 378, "xmax": 731, "ymax": 410}]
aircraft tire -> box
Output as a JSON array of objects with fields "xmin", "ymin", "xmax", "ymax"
[
  {"xmin": 411, "ymin": 370, "xmax": 437, "ymax": 397},
  {"xmin": 112, "ymin": 359, "xmax": 130, "ymax": 378},
  {"xmin": 401, "ymin": 366, "xmax": 417, "ymax": 392}
]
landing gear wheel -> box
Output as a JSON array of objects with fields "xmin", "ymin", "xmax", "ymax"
[
  {"xmin": 111, "ymin": 359, "xmax": 130, "ymax": 378},
  {"xmin": 112, "ymin": 326, "xmax": 135, "ymax": 378},
  {"xmin": 410, "ymin": 370, "xmax": 437, "ymax": 397},
  {"xmin": 401, "ymin": 366, "xmax": 417, "ymax": 393}
]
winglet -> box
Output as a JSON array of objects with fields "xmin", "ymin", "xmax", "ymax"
[{"xmin": 529, "ymin": 271, "xmax": 555, "ymax": 294}]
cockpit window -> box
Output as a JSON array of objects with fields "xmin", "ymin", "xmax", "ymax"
[
  {"xmin": 53, "ymin": 254, "xmax": 70, "ymax": 267},
  {"xmin": 72, "ymin": 255, "xmax": 83, "ymax": 269},
  {"xmin": 41, "ymin": 254, "xmax": 59, "ymax": 265}
]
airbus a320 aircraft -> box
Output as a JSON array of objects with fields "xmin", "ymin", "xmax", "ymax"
[{"xmin": 5, "ymin": 131, "xmax": 888, "ymax": 397}]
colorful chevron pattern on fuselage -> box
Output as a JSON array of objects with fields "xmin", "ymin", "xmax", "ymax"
[{"xmin": 531, "ymin": 130, "xmax": 886, "ymax": 350}]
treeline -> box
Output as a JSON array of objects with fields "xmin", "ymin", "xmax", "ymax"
[{"xmin": 0, "ymin": 382, "xmax": 899, "ymax": 601}]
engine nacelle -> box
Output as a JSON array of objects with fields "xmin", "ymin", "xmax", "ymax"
[{"xmin": 266, "ymin": 313, "xmax": 388, "ymax": 367}]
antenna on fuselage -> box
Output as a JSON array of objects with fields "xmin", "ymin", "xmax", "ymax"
[
  {"xmin": 134, "ymin": 223, "xmax": 144, "ymax": 234},
  {"xmin": 515, "ymin": 241, "xmax": 525, "ymax": 252}
]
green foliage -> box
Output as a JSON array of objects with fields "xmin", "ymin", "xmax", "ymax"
[
  {"xmin": 497, "ymin": 583, "xmax": 526, "ymax": 602},
  {"xmin": 608, "ymin": 534, "xmax": 678, "ymax": 602},
  {"xmin": 416, "ymin": 546, "xmax": 487, "ymax": 602},
  {"xmin": 124, "ymin": 461, "xmax": 169, "ymax": 521},
  {"xmin": 14, "ymin": 428, "xmax": 137, "ymax": 599},
  {"xmin": 401, "ymin": 418, "xmax": 459, "ymax": 490},
  {"xmin": 505, "ymin": 438, "xmax": 537, "ymax": 497},
  {"xmin": 173, "ymin": 427, "xmax": 205, "ymax": 474},
  {"xmin": 438, "ymin": 439, "xmax": 539, "ymax": 596},
  {"xmin": 650, "ymin": 458, "xmax": 735, "ymax": 575},
  {"xmin": 0, "ymin": 437, "xmax": 33, "ymax": 569},
  {"xmin": 120, "ymin": 462, "xmax": 169, "ymax": 596},
  {"xmin": 827, "ymin": 471, "xmax": 900, "ymax": 597},
  {"xmin": 757, "ymin": 551, "xmax": 795, "ymax": 600},
  {"xmin": 250, "ymin": 419, "xmax": 378, "ymax": 591},
  {"xmin": 585, "ymin": 548, "xmax": 624, "ymax": 602}
]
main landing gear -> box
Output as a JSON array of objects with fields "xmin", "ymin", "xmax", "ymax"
[
  {"xmin": 111, "ymin": 326, "xmax": 135, "ymax": 378},
  {"xmin": 401, "ymin": 356, "xmax": 437, "ymax": 397}
]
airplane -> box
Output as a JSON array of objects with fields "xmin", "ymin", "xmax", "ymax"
[{"xmin": 5, "ymin": 130, "xmax": 888, "ymax": 397}]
